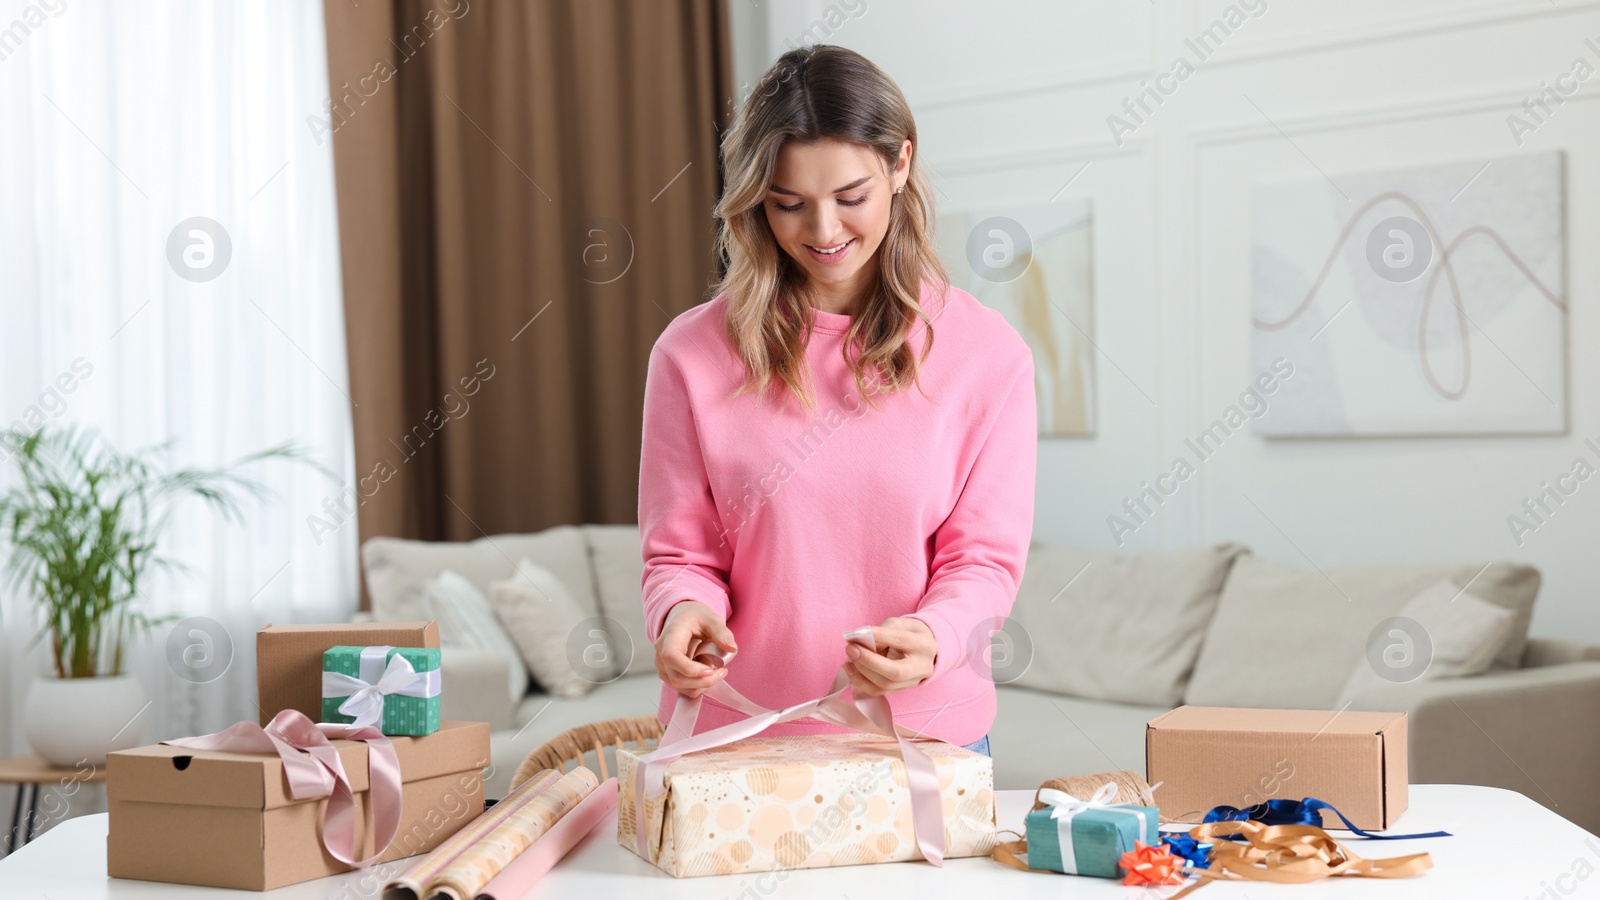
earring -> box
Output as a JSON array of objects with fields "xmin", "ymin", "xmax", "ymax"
[{"xmin": 895, "ymin": 186, "xmax": 904, "ymax": 194}]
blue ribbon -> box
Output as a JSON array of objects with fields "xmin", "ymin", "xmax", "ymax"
[
  {"xmin": 1159, "ymin": 833, "xmax": 1212, "ymax": 868},
  {"xmin": 1201, "ymin": 797, "xmax": 1452, "ymax": 840}
]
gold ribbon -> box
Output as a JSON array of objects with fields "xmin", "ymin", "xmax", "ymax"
[
  {"xmin": 989, "ymin": 773, "xmax": 1432, "ymax": 892},
  {"xmin": 991, "ymin": 837, "xmax": 1050, "ymax": 873},
  {"xmin": 1161, "ymin": 819, "xmax": 1433, "ymax": 899}
]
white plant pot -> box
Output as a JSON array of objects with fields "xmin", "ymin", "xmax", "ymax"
[{"xmin": 24, "ymin": 674, "xmax": 148, "ymax": 767}]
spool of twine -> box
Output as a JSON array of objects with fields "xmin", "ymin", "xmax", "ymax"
[{"xmin": 1029, "ymin": 770, "xmax": 1155, "ymax": 811}]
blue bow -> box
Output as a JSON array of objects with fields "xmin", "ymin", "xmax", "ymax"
[
  {"xmin": 1203, "ymin": 797, "xmax": 1452, "ymax": 840},
  {"xmin": 1159, "ymin": 832, "xmax": 1212, "ymax": 868}
]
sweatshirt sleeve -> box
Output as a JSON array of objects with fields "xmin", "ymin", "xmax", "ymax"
[
  {"xmin": 638, "ymin": 342, "xmax": 734, "ymax": 645},
  {"xmin": 903, "ymin": 355, "xmax": 1036, "ymax": 682}
]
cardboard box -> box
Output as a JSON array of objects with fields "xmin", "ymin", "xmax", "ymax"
[
  {"xmin": 107, "ymin": 720, "xmax": 489, "ymax": 890},
  {"xmin": 616, "ymin": 733, "xmax": 997, "ymax": 877},
  {"xmin": 1146, "ymin": 706, "xmax": 1408, "ymax": 830},
  {"xmin": 257, "ymin": 621, "xmax": 439, "ymax": 726}
]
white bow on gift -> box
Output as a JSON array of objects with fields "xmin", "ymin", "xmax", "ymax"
[
  {"xmin": 320, "ymin": 646, "xmax": 440, "ymax": 730},
  {"xmin": 1037, "ymin": 782, "xmax": 1152, "ymax": 875}
]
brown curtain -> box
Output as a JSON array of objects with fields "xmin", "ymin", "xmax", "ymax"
[{"xmin": 322, "ymin": 0, "xmax": 733, "ymax": 605}]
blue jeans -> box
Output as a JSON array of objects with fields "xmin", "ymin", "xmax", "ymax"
[{"xmin": 961, "ymin": 733, "xmax": 991, "ymax": 757}]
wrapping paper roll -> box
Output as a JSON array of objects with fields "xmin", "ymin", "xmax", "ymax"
[
  {"xmin": 474, "ymin": 778, "xmax": 618, "ymax": 900},
  {"xmin": 383, "ymin": 768, "xmax": 564, "ymax": 900},
  {"xmin": 427, "ymin": 766, "xmax": 600, "ymax": 900}
]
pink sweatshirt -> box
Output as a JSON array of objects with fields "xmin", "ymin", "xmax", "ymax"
[{"xmin": 638, "ymin": 280, "xmax": 1036, "ymax": 748}]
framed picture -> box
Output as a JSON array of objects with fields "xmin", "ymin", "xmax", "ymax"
[
  {"xmin": 1250, "ymin": 151, "xmax": 1567, "ymax": 437},
  {"xmin": 937, "ymin": 200, "xmax": 1097, "ymax": 436}
]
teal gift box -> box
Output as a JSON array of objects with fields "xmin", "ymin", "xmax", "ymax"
[
  {"xmin": 1024, "ymin": 788, "xmax": 1160, "ymax": 878},
  {"xmin": 320, "ymin": 645, "xmax": 442, "ymax": 736}
]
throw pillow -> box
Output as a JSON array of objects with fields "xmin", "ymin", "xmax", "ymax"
[
  {"xmin": 362, "ymin": 525, "xmax": 598, "ymax": 623},
  {"xmin": 491, "ymin": 557, "xmax": 614, "ymax": 698},
  {"xmin": 421, "ymin": 569, "xmax": 529, "ymax": 702},
  {"xmin": 1184, "ymin": 555, "xmax": 1541, "ymax": 710},
  {"xmin": 1334, "ymin": 579, "xmax": 1517, "ymax": 706},
  {"xmin": 1005, "ymin": 541, "xmax": 1250, "ymax": 706}
]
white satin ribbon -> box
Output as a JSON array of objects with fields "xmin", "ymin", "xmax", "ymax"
[
  {"xmin": 321, "ymin": 645, "xmax": 440, "ymax": 730},
  {"xmin": 1038, "ymin": 783, "xmax": 1149, "ymax": 875}
]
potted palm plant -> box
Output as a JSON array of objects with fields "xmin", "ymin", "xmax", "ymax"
[{"xmin": 0, "ymin": 425, "xmax": 319, "ymax": 766}]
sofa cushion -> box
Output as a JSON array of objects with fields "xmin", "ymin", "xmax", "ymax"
[
  {"xmin": 484, "ymin": 675, "xmax": 661, "ymax": 800},
  {"xmin": 491, "ymin": 557, "xmax": 612, "ymax": 698},
  {"xmin": 422, "ymin": 569, "xmax": 529, "ymax": 702},
  {"xmin": 990, "ymin": 684, "xmax": 1168, "ymax": 792},
  {"xmin": 1006, "ymin": 541, "xmax": 1249, "ymax": 706},
  {"xmin": 1334, "ymin": 579, "xmax": 1518, "ymax": 707},
  {"xmin": 583, "ymin": 524, "xmax": 651, "ymax": 677},
  {"xmin": 363, "ymin": 526, "xmax": 597, "ymax": 623},
  {"xmin": 1184, "ymin": 555, "xmax": 1541, "ymax": 709}
]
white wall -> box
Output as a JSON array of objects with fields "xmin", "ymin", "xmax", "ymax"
[{"xmin": 731, "ymin": 0, "xmax": 1600, "ymax": 645}]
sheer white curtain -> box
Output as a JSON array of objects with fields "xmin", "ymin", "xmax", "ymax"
[{"xmin": 0, "ymin": 0, "xmax": 357, "ymax": 755}]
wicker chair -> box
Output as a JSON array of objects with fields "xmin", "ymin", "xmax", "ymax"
[{"xmin": 510, "ymin": 715, "xmax": 664, "ymax": 790}]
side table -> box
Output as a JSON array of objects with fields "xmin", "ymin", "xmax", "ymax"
[{"xmin": 0, "ymin": 756, "xmax": 105, "ymax": 857}]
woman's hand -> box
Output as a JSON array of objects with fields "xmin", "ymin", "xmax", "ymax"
[
  {"xmin": 654, "ymin": 599, "xmax": 738, "ymax": 699},
  {"xmin": 843, "ymin": 616, "xmax": 938, "ymax": 698}
]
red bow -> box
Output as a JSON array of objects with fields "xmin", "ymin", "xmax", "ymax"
[{"xmin": 1120, "ymin": 840, "xmax": 1187, "ymax": 886}]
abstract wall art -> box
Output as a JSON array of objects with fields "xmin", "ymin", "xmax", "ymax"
[{"xmin": 1250, "ymin": 151, "xmax": 1566, "ymax": 437}]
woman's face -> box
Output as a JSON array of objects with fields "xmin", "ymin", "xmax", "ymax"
[{"xmin": 764, "ymin": 137, "xmax": 911, "ymax": 311}]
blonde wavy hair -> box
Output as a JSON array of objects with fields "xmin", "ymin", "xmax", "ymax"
[{"xmin": 711, "ymin": 44, "xmax": 949, "ymax": 414}]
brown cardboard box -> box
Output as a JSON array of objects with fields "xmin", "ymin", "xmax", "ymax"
[
  {"xmin": 1146, "ymin": 706, "xmax": 1408, "ymax": 830},
  {"xmin": 106, "ymin": 719, "xmax": 488, "ymax": 890},
  {"xmin": 257, "ymin": 621, "xmax": 439, "ymax": 726}
]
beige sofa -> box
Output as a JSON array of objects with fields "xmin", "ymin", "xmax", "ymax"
[{"xmin": 362, "ymin": 525, "xmax": 1600, "ymax": 832}]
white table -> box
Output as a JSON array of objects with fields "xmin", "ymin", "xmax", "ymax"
[{"xmin": 0, "ymin": 785, "xmax": 1593, "ymax": 898}]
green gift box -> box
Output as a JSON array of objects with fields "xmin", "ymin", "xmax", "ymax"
[
  {"xmin": 1024, "ymin": 787, "xmax": 1160, "ymax": 878},
  {"xmin": 320, "ymin": 644, "xmax": 442, "ymax": 736}
]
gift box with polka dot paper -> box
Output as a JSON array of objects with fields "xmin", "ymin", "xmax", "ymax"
[{"xmin": 616, "ymin": 733, "xmax": 996, "ymax": 877}]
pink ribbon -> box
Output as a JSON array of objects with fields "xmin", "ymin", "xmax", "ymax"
[
  {"xmin": 162, "ymin": 709, "xmax": 402, "ymax": 868},
  {"xmin": 635, "ymin": 632, "xmax": 950, "ymax": 866}
]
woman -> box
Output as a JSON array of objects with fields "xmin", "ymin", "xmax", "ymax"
[{"xmin": 641, "ymin": 45, "xmax": 1035, "ymax": 759}]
